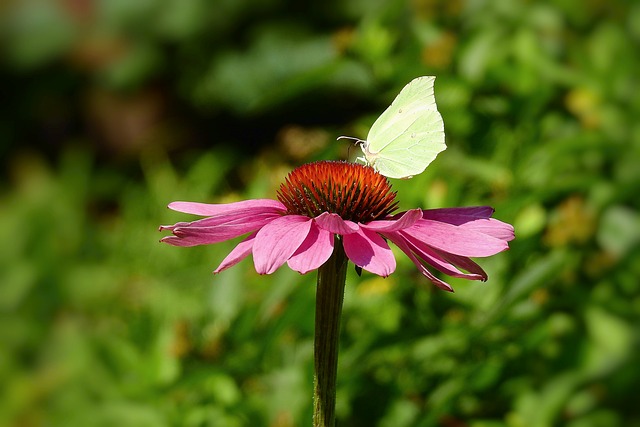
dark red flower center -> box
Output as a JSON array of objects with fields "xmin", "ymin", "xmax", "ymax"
[{"xmin": 277, "ymin": 161, "xmax": 398, "ymax": 223}]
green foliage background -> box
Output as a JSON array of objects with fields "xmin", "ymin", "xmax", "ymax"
[{"xmin": 1, "ymin": 0, "xmax": 639, "ymax": 426}]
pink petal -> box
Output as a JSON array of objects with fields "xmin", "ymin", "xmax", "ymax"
[
  {"xmin": 168, "ymin": 199, "xmax": 286, "ymax": 216},
  {"xmin": 398, "ymin": 232, "xmax": 485, "ymax": 280},
  {"xmin": 160, "ymin": 201, "xmax": 285, "ymax": 246},
  {"xmin": 214, "ymin": 233, "xmax": 256, "ymax": 273},
  {"xmin": 253, "ymin": 215, "xmax": 313, "ymax": 274},
  {"xmin": 287, "ymin": 224, "xmax": 334, "ymax": 274},
  {"xmin": 432, "ymin": 249, "xmax": 488, "ymax": 280},
  {"xmin": 386, "ymin": 233, "xmax": 454, "ymax": 292},
  {"xmin": 159, "ymin": 221, "xmax": 192, "ymax": 232},
  {"xmin": 178, "ymin": 210, "xmax": 282, "ymax": 228},
  {"xmin": 343, "ymin": 229, "xmax": 396, "ymax": 277},
  {"xmin": 458, "ymin": 218, "xmax": 515, "ymax": 241},
  {"xmin": 171, "ymin": 220, "xmax": 271, "ymax": 245},
  {"xmin": 314, "ymin": 212, "xmax": 359, "ymax": 234},
  {"xmin": 361, "ymin": 209, "xmax": 422, "ymax": 232},
  {"xmin": 421, "ymin": 206, "xmax": 495, "ymax": 224},
  {"xmin": 401, "ymin": 219, "xmax": 509, "ymax": 257},
  {"xmin": 160, "ymin": 235, "xmax": 202, "ymax": 247}
]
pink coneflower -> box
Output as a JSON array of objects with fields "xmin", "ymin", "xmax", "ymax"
[{"xmin": 160, "ymin": 161, "xmax": 514, "ymax": 292}]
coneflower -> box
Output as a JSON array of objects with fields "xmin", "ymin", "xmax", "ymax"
[{"xmin": 160, "ymin": 160, "xmax": 514, "ymax": 426}]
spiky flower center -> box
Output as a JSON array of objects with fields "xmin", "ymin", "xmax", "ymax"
[{"xmin": 277, "ymin": 161, "xmax": 398, "ymax": 223}]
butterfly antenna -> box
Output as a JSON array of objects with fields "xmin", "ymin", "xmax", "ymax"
[{"xmin": 337, "ymin": 135, "xmax": 365, "ymax": 145}]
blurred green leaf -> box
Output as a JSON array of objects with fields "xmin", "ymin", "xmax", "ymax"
[
  {"xmin": 3, "ymin": 0, "xmax": 75, "ymax": 68},
  {"xmin": 598, "ymin": 205, "xmax": 640, "ymax": 258}
]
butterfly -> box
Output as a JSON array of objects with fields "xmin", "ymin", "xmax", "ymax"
[{"xmin": 340, "ymin": 76, "xmax": 445, "ymax": 179}]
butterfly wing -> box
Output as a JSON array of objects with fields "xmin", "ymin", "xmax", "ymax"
[{"xmin": 364, "ymin": 76, "xmax": 445, "ymax": 179}]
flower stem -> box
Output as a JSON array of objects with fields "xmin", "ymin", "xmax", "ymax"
[{"xmin": 313, "ymin": 237, "xmax": 348, "ymax": 427}]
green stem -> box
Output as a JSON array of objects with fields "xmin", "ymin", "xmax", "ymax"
[{"xmin": 313, "ymin": 238, "xmax": 348, "ymax": 427}]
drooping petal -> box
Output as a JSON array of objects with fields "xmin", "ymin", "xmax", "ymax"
[
  {"xmin": 171, "ymin": 220, "xmax": 271, "ymax": 245},
  {"xmin": 214, "ymin": 232, "xmax": 256, "ymax": 273},
  {"xmin": 421, "ymin": 206, "xmax": 495, "ymax": 224},
  {"xmin": 457, "ymin": 218, "xmax": 515, "ymax": 241},
  {"xmin": 159, "ymin": 221, "xmax": 192, "ymax": 232},
  {"xmin": 179, "ymin": 210, "xmax": 283, "ymax": 228},
  {"xmin": 168, "ymin": 199, "xmax": 286, "ymax": 216},
  {"xmin": 401, "ymin": 219, "xmax": 509, "ymax": 257},
  {"xmin": 160, "ymin": 201, "xmax": 285, "ymax": 246},
  {"xmin": 386, "ymin": 233, "xmax": 454, "ymax": 292},
  {"xmin": 287, "ymin": 224, "xmax": 334, "ymax": 274},
  {"xmin": 253, "ymin": 215, "xmax": 313, "ymax": 274},
  {"xmin": 398, "ymin": 232, "xmax": 485, "ymax": 281},
  {"xmin": 361, "ymin": 209, "xmax": 422, "ymax": 232},
  {"xmin": 314, "ymin": 212, "xmax": 359, "ymax": 234},
  {"xmin": 343, "ymin": 229, "xmax": 396, "ymax": 277},
  {"xmin": 431, "ymin": 249, "xmax": 488, "ymax": 281},
  {"xmin": 160, "ymin": 235, "xmax": 203, "ymax": 247}
]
